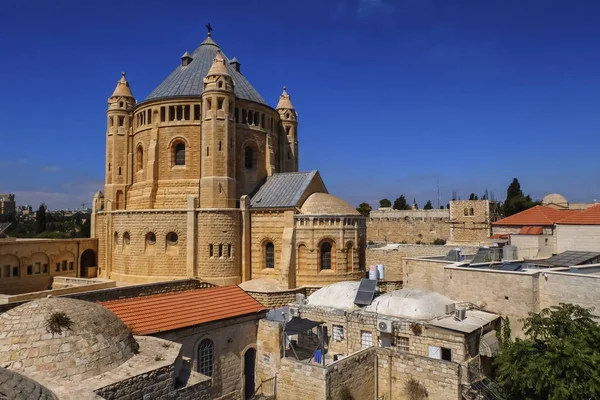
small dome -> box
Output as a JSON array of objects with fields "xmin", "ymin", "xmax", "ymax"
[
  {"xmin": 306, "ymin": 281, "xmax": 360, "ymax": 311},
  {"xmin": 300, "ymin": 193, "xmax": 360, "ymax": 216},
  {"xmin": 111, "ymin": 72, "xmax": 134, "ymax": 98},
  {"xmin": 0, "ymin": 297, "xmax": 138, "ymax": 381},
  {"xmin": 0, "ymin": 367, "xmax": 58, "ymax": 400},
  {"xmin": 365, "ymin": 288, "xmax": 455, "ymax": 320},
  {"xmin": 542, "ymin": 193, "xmax": 568, "ymax": 206},
  {"xmin": 239, "ymin": 278, "xmax": 282, "ymax": 292}
]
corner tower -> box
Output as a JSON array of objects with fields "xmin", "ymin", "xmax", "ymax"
[
  {"xmin": 200, "ymin": 50, "xmax": 236, "ymax": 208},
  {"xmin": 105, "ymin": 73, "xmax": 135, "ymax": 210},
  {"xmin": 277, "ymin": 87, "xmax": 299, "ymax": 172}
]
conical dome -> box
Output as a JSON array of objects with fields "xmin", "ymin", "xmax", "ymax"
[
  {"xmin": 207, "ymin": 50, "xmax": 230, "ymax": 77},
  {"xmin": 144, "ymin": 35, "xmax": 265, "ymax": 104},
  {"xmin": 276, "ymin": 86, "xmax": 295, "ymax": 110},
  {"xmin": 111, "ymin": 72, "xmax": 134, "ymax": 98}
]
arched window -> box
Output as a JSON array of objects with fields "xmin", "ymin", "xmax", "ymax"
[
  {"xmin": 166, "ymin": 232, "xmax": 178, "ymax": 246},
  {"xmin": 114, "ymin": 232, "xmax": 119, "ymax": 245},
  {"xmin": 463, "ymin": 208, "xmax": 469, "ymax": 216},
  {"xmin": 174, "ymin": 142, "xmax": 186, "ymax": 166},
  {"xmin": 469, "ymin": 208, "xmax": 474, "ymax": 216},
  {"xmin": 123, "ymin": 232, "xmax": 130, "ymax": 245},
  {"xmin": 245, "ymin": 146, "xmax": 256, "ymax": 169},
  {"xmin": 145, "ymin": 232, "xmax": 156, "ymax": 245},
  {"xmin": 297, "ymin": 244, "xmax": 306, "ymax": 272},
  {"xmin": 265, "ymin": 242, "xmax": 275, "ymax": 269},
  {"xmin": 136, "ymin": 145, "xmax": 144, "ymax": 172},
  {"xmin": 320, "ymin": 242, "xmax": 332, "ymax": 270},
  {"xmin": 198, "ymin": 339, "xmax": 214, "ymax": 377}
]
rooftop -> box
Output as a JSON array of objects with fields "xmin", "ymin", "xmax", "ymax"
[
  {"xmin": 556, "ymin": 204, "xmax": 600, "ymax": 225},
  {"xmin": 101, "ymin": 286, "xmax": 265, "ymax": 335},
  {"xmin": 493, "ymin": 205, "xmax": 581, "ymax": 226},
  {"xmin": 144, "ymin": 35, "xmax": 266, "ymax": 104},
  {"xmin": 300, "ymin": 192, "xmax": 361, "ymax": 216},
  {"xmin": 250, "ymin": 171, "xmax": 324, "ymax": 209}
]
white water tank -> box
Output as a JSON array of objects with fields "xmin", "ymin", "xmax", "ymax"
[
  {"xmin": 376, "ymin": 264, "xmax": 385, "ymax": 280},
  {"xmin": 368, "ymin": 265, "xmax": 377, "ymax": 280}
]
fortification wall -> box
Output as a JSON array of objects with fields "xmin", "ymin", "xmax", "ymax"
[{"xmin": 367, "ymin": 218, "xmax": 450, "ymax": 244}]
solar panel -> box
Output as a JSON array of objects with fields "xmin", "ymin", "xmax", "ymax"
[
  {"xmin": 542, "ymin": 251, "xmax": 600, "ymax": 267},
  {"xmin": 354, "ymin": 279, "xmax": 377, "ymax": 306},
  {"xmin": 499, "ymin": 263, "xmax": 522, "ymax": 272}
]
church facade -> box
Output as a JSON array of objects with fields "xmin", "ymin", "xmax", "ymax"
[{"xmin": 92, "ymin": 32, "xmax": 366, "ymax": 289}]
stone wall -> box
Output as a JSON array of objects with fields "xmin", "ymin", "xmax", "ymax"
[
  {"xmin": 367, "ymin": 244, "xmax": 480, "ymax": 281},
  {"xmin": 556, "ymin": 224, "xmax": 600, "ymax": 253},
  {"xmin": 277, "ymin": 357, "xmax": 327, "ymax": 399},
  {"xmin": 376, "ymin": 349, "xmax": 461, "ymax": 400},
  {"xmin": 245, "ymin": 287, "xmax": 306, "ymax": 309},
  {"xmin": 449, "ymin": 200, "xmax": 492, "ymax": 243},
  {"xmin": 256, "ymin": 319, "xmax": 283, "ymax": 390},
  {"xmin": 94, "ymin": 363, "xmax": 176, "ymax": 400},
  {"xmin": 155, "ymin": 313, "xmax": 264, "ymax": 400},
  {"xmin": 538, "ymin": 268, "xmax": 600, "ymax": 312},
  {"xmin": 0, "ymin": 238, "xmax": 97, "ymax": 295},
  {"xmin": 249, "ymin": 210, "xmax": 289, "ymax": 282},
  {"xmin": 510, "ymin": 234, "xmax": 554, "ymax": 259},
  {"xmin": 327, "ymin": 348, "xmax": 375, "ymax": 400},
  {"xmin": 367, "ymin": 218, "xmax": 450, "ymax": 244}
]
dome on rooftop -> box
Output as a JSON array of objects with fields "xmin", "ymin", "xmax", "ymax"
[
  {"xmin": 0, "ymin": 367, "xmax": 57, "ymax": 400},
  {"xmin": 365, "ymin": 288, "xmax": 455, "ymax": 320},
  {"xmin": 0, "ymin": 297, "xmax": 138, "ymax": 381},
  {"xmin": 542, "ymin": 193, "xmax": 568, "ymax": 207},
  {"xmin": 306, "ymin": 281, "xmax": 361, "ymax": 311},
  {"xmin": 144, "ymin": 35, "xmax": 266, "ymax": 104},
  {"xmin": 300, "ymin": 193, "xmax": 360, "ymax": 216},
  {"xmin": 239, "ymin": 278, "xmax": 283, "ymax": 292}
]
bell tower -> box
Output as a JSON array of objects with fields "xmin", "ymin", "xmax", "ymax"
[
  {"xmin": 277, "ymin": 87, "xmax": 299, "ymax": 172},
  {"xmin": 200, "ymin": 50, "xmax": 236, "ymax": 208},
  {"xmin": 105, "ymin": 72, "xmax": 135, "ymax": 210}
]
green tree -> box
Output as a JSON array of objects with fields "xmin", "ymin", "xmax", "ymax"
[
  {"xmin": 495, "ymin": 304, "xmax": 600, "ymax": 400},
  {"xmin": 503, "ymin": 178, "xmax": 539, "ymax": 217},
  {"xmin": 423, "ymin": 200, "xmax": 433, "ymax": 210},
  {"xmin": 393, "ymin": 195, "xmax": 411, "ymax": 210},
  {"xmin": 469, "ymin": 193, "xmax": 478, "ymax": 200},
  {"xmin": 36, "ymin": 204, "xmax": 47, "ymax": 234},
  {"xmin": 356, "ymin": 202, "xmax": 372, "ymax": 217},
  {"xmin": 440, "ymin": 205, "xmax": 444, "ymax": 209},
  {"xmin": 379, "ymin": 198, "xmax": 392, "ymax": 208}
]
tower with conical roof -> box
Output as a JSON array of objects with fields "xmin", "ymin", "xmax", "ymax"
[
  {"xmin": 105, "ymin": 72, "xmax": 135, "ymax": 210},
  {"xmin": 200, "ymin": 50, "xmax": 236, "ymax": 208},
  {"xmin": 277, "ymin": 87, "xmax": 299, "ymax": 172}
]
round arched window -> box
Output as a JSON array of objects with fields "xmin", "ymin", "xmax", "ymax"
[
  {"xmin": 174, "ymin": 142, "xmax": 186, "ymax": 166},
  {"xmin": 123, "ymin": 232, "xmax": 130, "ymax": 245},
  {"xmin": 245, "ymin": 146, "xmax": 256, "ymax": 169},
  {"xmin": 167, "ymin": 232, "xmax": 178, "ymax": 246},
  {"xmin": 146, "ymin": 232, "xmax": 156, "ymax": 245}
]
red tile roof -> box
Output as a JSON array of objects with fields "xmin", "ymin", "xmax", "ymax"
[
  {"xmin": 101, "ymin": 286, "xmax": 266, "ymax": 335},
  {"xmin": 556, "ymin": 204, "xmax": 600, "ymax": 225},
  {"xmin": 517, "ymin": 226, "xmax": 544, "ymax": 235},
  {"xmin": 493, "ymin": 206, "xmax": 581, "ymax": 226},
  {"xmin": 490, "ymin": 234, "xmax": 509, "ymax": 239}
]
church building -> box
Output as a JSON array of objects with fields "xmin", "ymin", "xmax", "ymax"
[{"xmin": 92, "ymin": 31, "xmax": 366, "ymax": 289}]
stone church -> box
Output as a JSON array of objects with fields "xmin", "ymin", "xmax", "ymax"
[{"xmin": 92, "ymin": 31, "xmax": 366, "ymax": 289}]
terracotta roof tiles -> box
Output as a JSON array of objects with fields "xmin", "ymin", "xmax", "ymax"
[
  {"xmin": 517, "ymin": 226, "xmax": 544, "ymax": 235},
  {"xmin": 556, "ymin": 204, "xmax": 600, "ymax": 225},
  {"xmin": 101, "ymin": 286, "xmax": 266, "ymax": 335},
  {"xmin": 493, "ymin": 206, "xmax": 581, "ymax": 226}
]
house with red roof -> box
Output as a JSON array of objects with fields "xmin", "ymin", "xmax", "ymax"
[
  {"xmin": 102, "ymin": 285, "xmax": 266, "ymax": 400},
  {"xmin": 492, "ymin": 205, "xmax": 583, "ymax": 258},
  {"xmin": 555, "ymin": 204, "xmax": 600, "ymax": 253}
]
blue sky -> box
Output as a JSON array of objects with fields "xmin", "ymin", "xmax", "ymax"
[{"xmin": 1, "ymin": 0, "xmax": 599, "ymax": 210}]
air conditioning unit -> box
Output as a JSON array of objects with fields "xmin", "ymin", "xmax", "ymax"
[
  {"xmin": 377, "ymin": 318, "xmax": 393, "ymax": 333},
  {"xmin": 445, "ymin": 303, "xmax": 456, "ymax": 314},
  {"xmin": 454, "ymin": 308, "xmax": 467, "ymax": 321},
  {"xmin": 289, "ymin": 306, "xmax": 299, "ymax": 318}
]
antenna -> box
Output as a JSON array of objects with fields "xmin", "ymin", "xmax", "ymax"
[{"xmin": 437, "ymin": 179, "xmax": 440, "ymax": 209}]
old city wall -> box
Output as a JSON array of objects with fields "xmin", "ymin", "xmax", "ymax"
[
  {"xmin": 449, "ymin": 200, "xmax": 491, "ymax": 243},
  {"xmin": 156, "ymin": 313, "xmax": 264, "ymax": 399},
  {"xmin": 326, "ymin": 348, "xmax": 375, "ymax": 400},
  {"xmin": 376, "ymin": 349, "xmax": 461, "ymax": 400},
  {"xmin": 108, "ymin": 211, "xmax": 188, "ymax": 281},
  {"xmin": 0, "ymin": 238, "xmax": 97, "ymax": 295},
  {"xmin": 367, "ymin": 218, "xmax": 450, "ymax": 244},
  {"xmin": 366, "ymin": 244, "xmax": 480, "ymax": 281}
]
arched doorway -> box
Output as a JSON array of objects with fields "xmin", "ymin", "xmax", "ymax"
[
  {"xmin": 80, "ymin": 249, "xmax": 96, "ymax": 278},
  {"xmin": 243, "ymin": 348, "xmax": 256, "ymax": 399}
]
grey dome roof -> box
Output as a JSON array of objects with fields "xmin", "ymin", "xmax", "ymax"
[
  {"xmin": 306, "ymin": 281, "xmax": 361, "ymax": 311},
  {"xmin": 144, "ymin": 36, "xmax": 266, "ymax": 104},
  {"xmin": 365, "ymin": 288, "xmax": 455, "ymax": 320}
]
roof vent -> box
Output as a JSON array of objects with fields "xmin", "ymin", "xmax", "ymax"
[
  {"xmin": 229, "ymin": 57, "xmax": 241, "ymax": 72},
  {"xmin": 181, "ymin": 51, "xmax": 193, "ymax": 67}
]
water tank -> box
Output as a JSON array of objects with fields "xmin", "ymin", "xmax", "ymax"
[
  {"xmin": 376, "ymin": 264, "xmax": 385, "ymax": 280},
  {"xmin": 368, "ymin": 265, "xmax": 377, "ymax": 280}
]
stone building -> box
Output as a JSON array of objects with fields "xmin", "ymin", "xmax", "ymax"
[
  {"xmin": 102, "ymin": 285, "xmax": 266, "ymax": 400},
  {"xmin": 0, "ymin": 194, "xmax": 16, "ymax": 215},
  {"xmin": 92, "ymin": 31, "xmax": 366, "ymax": 289},
  {"xmin": 0, "ymin": 297, "xmax": 210, "ymax": 399},
  {"xmin": 255, "ymin": 282, "xmax": 501, "ymax": 400}
]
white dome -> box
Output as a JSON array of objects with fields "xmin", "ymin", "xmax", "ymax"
[
  {"xmin": 306, "ymin": 281, "xmax": 360, "ymax": 311},
  {"xmin": 365, "ymin": 288, "xmax": 455, "ymax": 320}
]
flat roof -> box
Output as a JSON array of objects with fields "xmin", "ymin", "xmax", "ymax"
[{"xmin": 428, "ymin": 310, "xmax": 499, "ymax": 334}]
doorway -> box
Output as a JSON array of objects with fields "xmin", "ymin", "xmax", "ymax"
[{"xmin": 244, "ymin": 348, "xmax": 256, "ymax": 399}]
